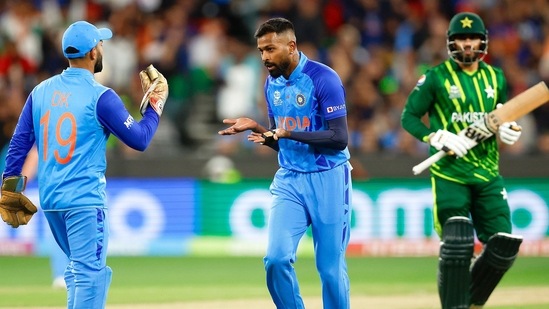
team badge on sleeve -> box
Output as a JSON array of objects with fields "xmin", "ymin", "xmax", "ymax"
[{"xmin": 416, "ymin": 74, "xmax": 426, "ymax": 87}]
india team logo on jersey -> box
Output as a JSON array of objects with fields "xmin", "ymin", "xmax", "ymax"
[{"xmin": 296, "ymin": 94, "xmax": 306, "ymax": 107}]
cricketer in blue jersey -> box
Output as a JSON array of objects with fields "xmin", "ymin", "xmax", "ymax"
[
  {"xmin": 219, "ymin": 17, "xmax": 352, "ymax": 309},
  {"xmin": 0, "ymin": 21, "xmax": 168, "ymax": 309}
]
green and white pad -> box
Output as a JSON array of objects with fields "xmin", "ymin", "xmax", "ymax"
[
  {"xmin": 469, "ymin": 232, "xmax": 523, "ymax": 307},
  {"xmin": 438, "ymin": 216, "xmax": 475, "ymax": 309}
]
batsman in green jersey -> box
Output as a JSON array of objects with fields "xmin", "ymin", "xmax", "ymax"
[{"xmin": 401, "ymin": 12, "xmax": 523, "ymax": 309}]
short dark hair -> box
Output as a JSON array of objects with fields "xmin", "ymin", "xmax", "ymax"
[{"xmin": 254, "ymin": 17, "xmax": 295, "ymax": 39}]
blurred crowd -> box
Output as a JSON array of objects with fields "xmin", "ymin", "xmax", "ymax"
[{"xmin": 2, "ymin": 0, "xmax": 549, "ymax": 163}]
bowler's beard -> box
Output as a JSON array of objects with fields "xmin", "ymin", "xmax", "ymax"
[
  {"xmin": 267, "ymin": 58, "xmax": 291, "ymax": 78},
  {"xmin": 94, "ymin": 53, "xmax": 103, "ymax": 73}
]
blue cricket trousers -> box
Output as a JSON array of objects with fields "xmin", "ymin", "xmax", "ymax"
[{"xmin": 264, "ymin": 162, "xmax": 352, "ymax": 309}]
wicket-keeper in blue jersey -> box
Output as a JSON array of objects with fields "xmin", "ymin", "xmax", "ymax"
[
  {"xmin": 219, "ymin": 17, "xmax": 352, "ymax": 309},
  {"xmin": 0, "ymin": 21, "xmax": 168, "ymax": 309}
]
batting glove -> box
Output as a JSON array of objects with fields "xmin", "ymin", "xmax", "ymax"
[
  {"xmin": 429, "ymin": 129, "xmax": 469, "ymax": 158},
  {"xmin": 498, "ymin": 122, "xmax": 522, "ymax": 145},
  {"xmin": 495, "ymin": 103, "xmax": 522, "ymax": 145},
  {"xmin": 0, "ymin": 176, "xmax": 37, "ymax": 228}
]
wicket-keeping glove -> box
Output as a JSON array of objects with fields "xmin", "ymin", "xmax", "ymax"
[
  {"xmin": 139, "ymin": 64, "xmax": 169, "ymax": 117},
  {"xmin": 429, "ymin": 129, "xmax": 469, "ymax": 158},
  {"xmin": 0, "ymin": 176, "xmax": 37, "ymax": 228}
]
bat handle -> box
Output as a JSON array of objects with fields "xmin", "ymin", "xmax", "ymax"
[{"xmin": 412, "ymin": 150, "xmax": 447, "ymax": 175}]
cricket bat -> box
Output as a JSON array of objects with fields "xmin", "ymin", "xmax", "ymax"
[{"xmin": 412, "ymin": 81, "xmax": 549, "ymax": 175}]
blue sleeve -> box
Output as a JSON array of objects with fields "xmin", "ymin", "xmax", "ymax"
[
  {"xmin": 284, "ymin": 66, "xmax": 348, "ymax": 150},
  {"xmin": 4, "ymin": 95, "xmax": 36, "ymax": 177},
  {"xmin": 96, "ymin": 89, "xmax": 159, "ymax": 151},
  {"xmin": 315, "ymin": 68, "xmax": 347, "ymax": 121},
  {"xmin": 289, "ymin": 116, "xmax": 348, "ymax": 150}
]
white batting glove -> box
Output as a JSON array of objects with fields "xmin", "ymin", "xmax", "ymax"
[
  {"xmin": 495, "ymin": 103, "xmax": 522, "ymax": 145},
  {"xmin": 498, "ymin": 122, "xmax": 522, "ymax": 145},
  {"xmin": 429, "ymin": 129, "xmax": 470, "ymax": 158}
]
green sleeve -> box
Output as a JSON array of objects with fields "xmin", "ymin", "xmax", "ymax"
[
  {"xmin": 498, "ymin": 74, "xmax": 508, "ymax": 104},
  {"xmin": 401, "ymin": 73, "xmax": 436, "ymax": 142}
]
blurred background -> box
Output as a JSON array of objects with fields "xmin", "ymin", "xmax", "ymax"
[{"xmin": 1, "ymin": 0, "xmax": 548, "ymax": 258}]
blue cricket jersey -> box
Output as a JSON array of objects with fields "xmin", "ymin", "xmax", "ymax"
[
  {"xmin": 4, "ymin": 67, "xmax": 159, "ymax": 210},
  {"xmin": 265, "ymin": 52, "xmax": 350, "ymax": 172}
]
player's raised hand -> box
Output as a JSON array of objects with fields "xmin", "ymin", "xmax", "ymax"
[
  {"xmin": 429, "ymin": 129, "xmax": 469, "ymax": 158},
  {"xmin": 139, "ymin": 64, "xmax": 169, "ymax": 116},
  {"xmin": 218, "ymin": 118, "xmax": 258, "ymax": 135},
  {"xmin": 0, "ymin": 176, "xmax": 37, "ymax": 228}
]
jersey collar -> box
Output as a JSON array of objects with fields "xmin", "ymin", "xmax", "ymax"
[
  {"xmin": 62, "ymin": 67, "xmax": 95, "ymax": 80},
  {"xmin": 286, "ymin": 51, "xmax": 308, "ymax": 82}
]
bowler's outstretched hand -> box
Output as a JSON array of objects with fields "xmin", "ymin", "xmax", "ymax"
[{"xmin": 218, "ymin": 118, "xmax": 258, "ymax": 135}]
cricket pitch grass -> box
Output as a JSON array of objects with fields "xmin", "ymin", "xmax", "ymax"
[{"xmin": 1, "ymin": 256, "xmax": 548, "ymax": 308}]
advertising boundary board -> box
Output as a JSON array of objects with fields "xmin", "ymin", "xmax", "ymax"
[{"xmin": 0, "ymin": 178, "xmax": 547, "ymax": 256}]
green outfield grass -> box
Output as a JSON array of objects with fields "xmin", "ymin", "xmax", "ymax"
[{"xmin": 0, "ymin": 255, "xmax": 547, "ymax": 308}]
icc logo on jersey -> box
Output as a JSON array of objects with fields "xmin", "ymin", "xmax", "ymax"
[
  {"xmin": 273, "ymin": 91, "xmax": 282, "ymax": 106},
  {"xmin": 448, "ymin": 85, "xmax": 461, "ymax": 99}
]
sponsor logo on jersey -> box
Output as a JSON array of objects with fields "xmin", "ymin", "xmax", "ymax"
[
  {"xmin": 124, "ymin": 115, "xmax": 135, "ymax": 129},
  {"xmin": 296, "ymin": 94, "xmax": 306, "ymax": 107},
  {"xmin": 448, "ymin": 85, "xmax": 461, "ymax": 99},
  {"xmin": 327, "ymin": 104, "xmax": 346, "ymax": 113}
]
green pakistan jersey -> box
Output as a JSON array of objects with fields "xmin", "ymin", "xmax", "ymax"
[{"xmin": 401, "ymin": 59, "xmax": 508, "ymax": 184}]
